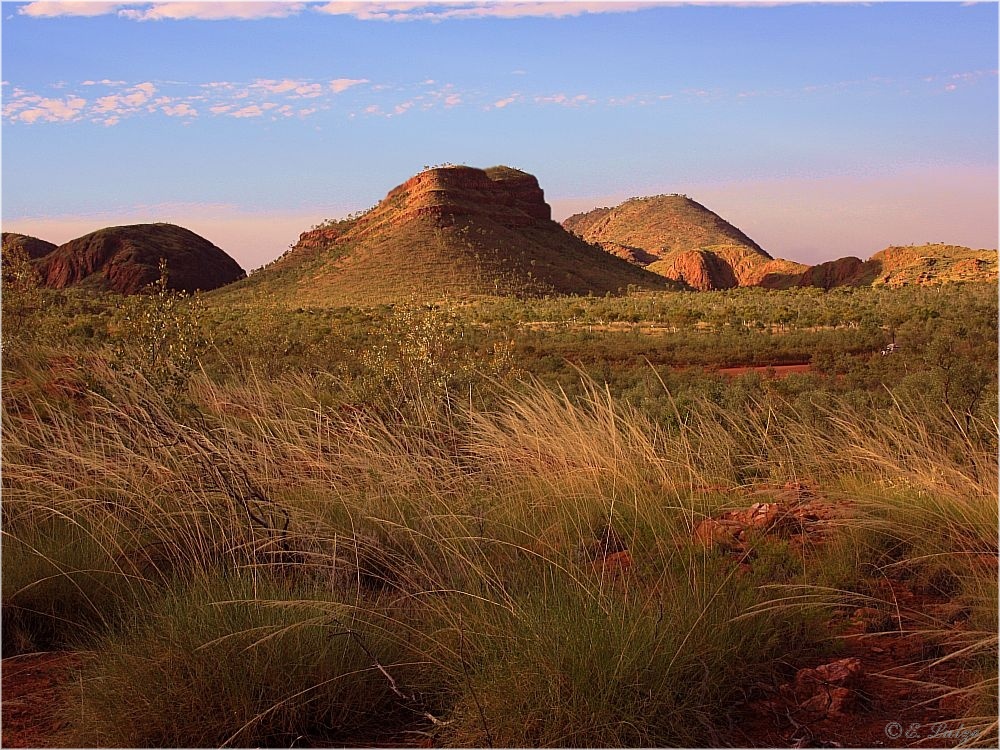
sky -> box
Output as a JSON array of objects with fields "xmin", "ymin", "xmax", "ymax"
[{"xmin": 2, "ymin": 1, "xmax": 997, "ymax": 271}]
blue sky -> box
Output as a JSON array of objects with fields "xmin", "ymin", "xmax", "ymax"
[{"xmin": 2, "ymin": 1, "xmax": 997, "ymax": 269}]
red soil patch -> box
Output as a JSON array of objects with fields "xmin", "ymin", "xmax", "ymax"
[
  {"xmin": 1, "ymin": 652, "xmax": 85, "ymax": 748},
  {"xmin": 717, "ymin": 362, "xmax": 813, "ymax": 377}
]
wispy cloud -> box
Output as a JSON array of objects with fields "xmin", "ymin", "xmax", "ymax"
[
  {"xmin": 19, "ymin": 2, "xmax": 307, "ymax": 21},
  {"xmin": 19, "ymin": 2, "xmax": 123, "ymax": 17},
  {"xmin": 6, "ymin": 68, "xmax": 996, "ymax": 126},
  {"xmin": 3, "ymin": 76, "xmax": 373, "ymax": 126},
  {"xmin": 491, "ymin": 94, "xmax": 520, "ymax": 109},
  {"xmin": 330, "ymin": 78, "xmax": 370, "ymax": 93},
  {"xmin": 315, "ymin": 2, "xmax": 667, "ymax": 22},
  {"xmin": 18, "ymin": 1, "xmax": 667, "ymax": 22},
  {"xmin": 230, "ymin": 104, "xmax": 264, "ymax": 118},
  {"xmin": 118, "ymin": 2, "xmax": 306, "ymax": 21}
]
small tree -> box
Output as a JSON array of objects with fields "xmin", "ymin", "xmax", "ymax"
[
  {"xmin": 1, "ymin": 242, "xmax": 46, "ymax": 355},
  {"xmin": 111, "ymin": 259, "xmax": 209, "ymax": 397}
]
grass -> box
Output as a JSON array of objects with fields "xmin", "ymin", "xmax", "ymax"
[
  {"xmin": 63, "ymin": 576, "xmax": 413, "ymax": 748},
  {"xmin": 2, "ymin": 283, "xmax": 996, "ymax": 746}
]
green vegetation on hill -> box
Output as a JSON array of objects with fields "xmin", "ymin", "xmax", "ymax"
[{"xmin": 221, "ymin": 166, "xmax": 671, "ymax": 306}]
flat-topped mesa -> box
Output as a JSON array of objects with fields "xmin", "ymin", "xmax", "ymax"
[
  {"xmin": 291, "ymin": 166, "xmax": 551, "ymax": 255},
  {"xmin": 236, "ymin": 164, "xmax": 673, "ymax": 305},
  {"xmin": 371, "ymin": 165, "xmax": 550, "ymax": 230}
]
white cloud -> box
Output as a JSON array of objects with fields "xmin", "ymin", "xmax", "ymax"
[
  {"xmin": 252, "ymin": 79, "xmax": 300, "ymax": 94},
  {"xmin": 230, "ymin": 104, "xmax": 264, "ymax": 118},
  {"xmin": 316, "ymin": 2, "xmax": 666, "ymax": 22},
  {"xmin": 330, "ymin": 78, "xmax": 369, "ymax": 93},
  {"xmin": 492, "ymin": 95, "xmax": 518, "ymax": 108},
  {"xmin": 162, "ymin": 102, "xmax": 197, "ymax": 117},
  {"xmin": 19, "ymin": 2, "xmax": 123, "ymax": 18},
  {"xmin": 14, "ymin": 95, "xmax": 88, "ymax": 123},
  {"xmin": 119, "ymin": 2, "xmax": 306, "ymax": 21}
]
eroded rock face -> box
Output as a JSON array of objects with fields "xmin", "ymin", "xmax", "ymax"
[
  {"xmin": 797, "ymin": 256, "xmax": 867, "ymax": 289},
  {"xmin": 2, "ymin": 233, "xmax": 58, "ymax": 260},
  {"xmin": 38, "ymin": 223, "xmax": 245, "ymax": 295}
]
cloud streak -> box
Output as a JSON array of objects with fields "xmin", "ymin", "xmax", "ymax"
[
  {"xmin": 118, "ymin": 2, "xmax": 306, "ymax": 21},
  {"xmin": 3, "ymin": 76, "xmax": 373, "ymax": 126},
  {"xmin": 5, "ymin": 69, "xmax": 996, "ymax": 126},
  {"xmin": 18, "ymin": 1, "xmax": 668, "ymax": 22},
  {"xmin": 315, "ymin": 2, "xmax": 667, "ymax": 22}
]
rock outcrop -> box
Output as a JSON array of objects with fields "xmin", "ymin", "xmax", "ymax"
[{"xmin": 38, "ymin": 223, "xmax": 245, "ymax": 295}]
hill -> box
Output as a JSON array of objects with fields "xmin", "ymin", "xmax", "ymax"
[
  {"xmin": 2, "ymin": 232, "xmax": 58, "ymax": 260},
  {"xmin": 563, "ymin": 197, "xmax": 996, "ymax": 290},
  {"xmin": 563, "ymin": 195, "xmax": 781, "ymax": 290},
  {"xmin": 865, "ymin": 244, "xmax": 998, "ymax": 287},
  {"xmin": 38, "ymin": 223, "xmax": 246, "ymax": 295},
  {"xmin": 227, "ymin": 166, "xmax": 673, "ymax": 306}
]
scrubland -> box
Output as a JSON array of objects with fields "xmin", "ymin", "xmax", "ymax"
[{"xmin": 2, "ymin": 264, "xmax": 996, "ymax": 747}]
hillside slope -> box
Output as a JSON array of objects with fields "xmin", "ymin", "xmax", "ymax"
[
  {"xmin": 227, "ymin": 166, "xmax": 673, "ymax": 306},
  {"xmin": 38, "ymin": 224, "xmax": 246, "ymax": 295}
]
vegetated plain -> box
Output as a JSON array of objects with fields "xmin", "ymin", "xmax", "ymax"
[{"xmin": 1, "ymin": 187, "xmax": 997, "ymax": 747}]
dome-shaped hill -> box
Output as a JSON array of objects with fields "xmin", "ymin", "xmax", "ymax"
[
  {"xmin": 228, "ymin": 166, "xmax": 674, "ymax": 306},
  {"xmin": 2, "ymin": 232, "xmax": 58, "ymax": 260},
  {"xmin": 562, "ymin": 195, "xmax": 775, "ymax": 290},
  {"xmin": 38, "ymin": 223, "xmax": 246, "ymax": 295},
  {"xmin": 563, "ymin": 194, "xmax": 767, "ymax": 257}
]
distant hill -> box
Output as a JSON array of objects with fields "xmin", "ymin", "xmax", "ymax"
[
  {"xmin": 563, "ymin": 197, "xmax": 997, "ymax": 290},
  {"xmin": 864, "ymin": 244, "xmax": 998, "ymax": 287},
  {"xmin": 2, "ymin": 232, "xmax": 57, "ymax": 260},
  {"xmin": 38, "ymin": 223, "xmax": 246, "ymax": 295},
  {"xmin": 226, "ymin": 166, "xmax": 673, "ymax": 306},
  {"xmin": 563, "ymin": 195, "xmax": 782, "ymax": 290}
]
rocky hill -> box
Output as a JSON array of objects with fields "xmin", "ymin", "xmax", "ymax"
[
  {"xmin": 38, "ymin": 223, "xmax": 246, "ymax": 295},
  {"xmin": 2, "ymin": 232, "xmax": 58, "ymax": 260},
  {"xmin": 230, "ymin": 166, "xmax": 673, "ymax": 305},
  {"xmin": 563, "ymin": 197, "xmax": 996, "ymax": 290},
  {"xmin": 563, "ymin": 195, "xmax": 781, "ymax": 290},
  {"xmin": 864, "ymin": 244, "xmax": 998, "ymax": 287}
]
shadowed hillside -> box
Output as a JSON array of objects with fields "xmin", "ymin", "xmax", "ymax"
[
  {"xmin": 226, "ymin": 166, "xmax": 674, "ymax": 306},
  {"xmin": 37, "ymin": 224, "xmax": 246, "ymax": 295},
  {"xmin": 2, "ymin": 232, "xmax": 58, "ymax": 261}
]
